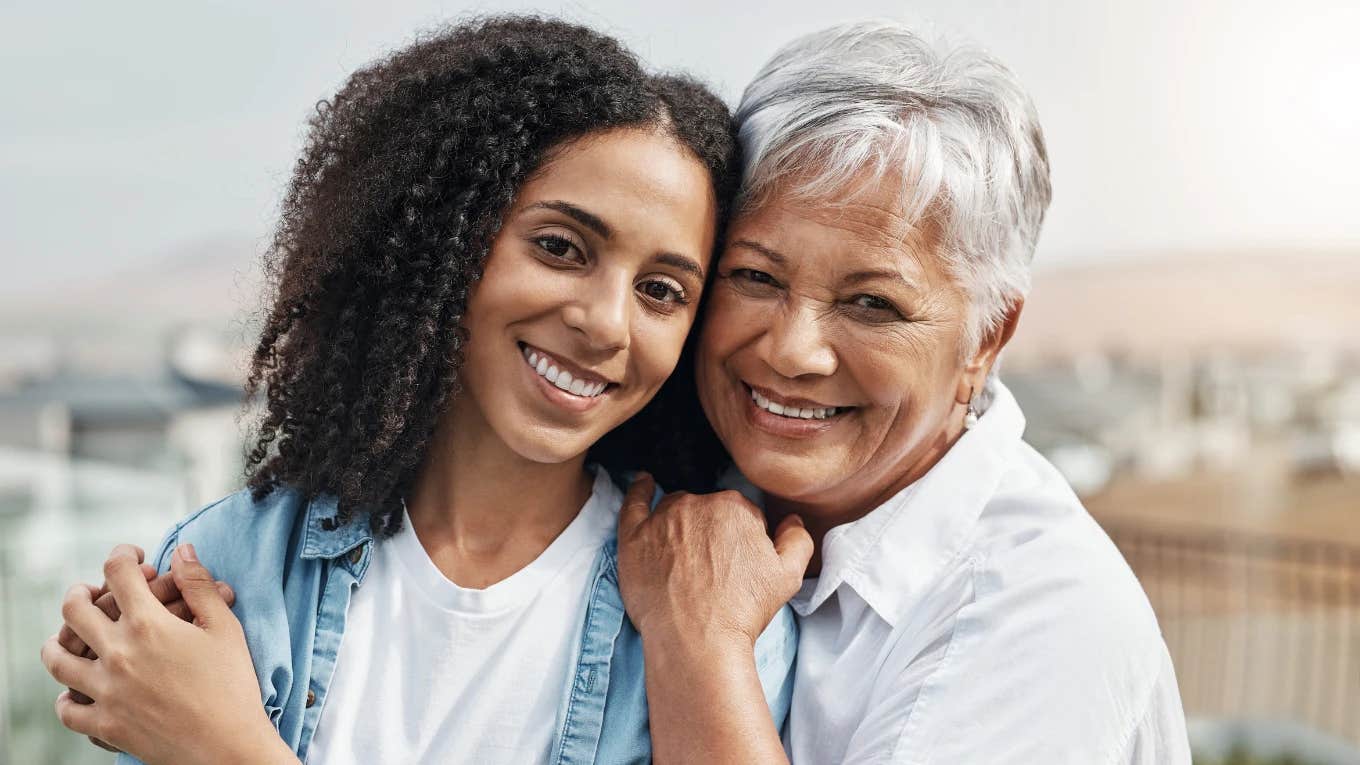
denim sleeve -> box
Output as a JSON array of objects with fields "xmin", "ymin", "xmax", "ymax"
[{"xmin": 753, "ymin": 604, "xmax": 799, "ymax": 730}]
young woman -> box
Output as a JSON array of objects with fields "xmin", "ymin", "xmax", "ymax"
[{"xmin": 41, "ymin": 16, "xmax": 796, "ymax": 765}]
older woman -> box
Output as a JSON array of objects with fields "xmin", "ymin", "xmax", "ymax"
[{"xmin": 617, "ymin": 21, "xmax": 1191, "ymax": 765}]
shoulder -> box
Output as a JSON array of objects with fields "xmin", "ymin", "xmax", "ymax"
[
  {"xmin": 889, "ymin": 442, "xmax": 1175, "ymax": 760},
  {"xmin": 969, "ymin": 440, "xmax": 1159, "ymax": 648},
  {"xmin": 149, "ymin": 485, "xmax": 315, "ymax": 579}
]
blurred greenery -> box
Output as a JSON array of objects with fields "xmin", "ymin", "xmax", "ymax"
[{"xmin": 1195, "ymin": 744, "xmax": 1318, "ymax": 765}]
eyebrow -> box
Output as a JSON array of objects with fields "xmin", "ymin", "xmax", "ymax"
[
  {"xmin": 735, "ymin": 238, "xmax": 923, "ymax": 294},
  {"xmin": 730, "ymin": 238, "xmax": 787, "ymax": 265},
  {"xmin": 843, "ymin": 268, "xmax": 916, "ymax": 289},
  {"xmin": 655, "ymin": 252, "xmax": 705, "ymax": 281},
  {"xmin": 526, "ymin": 200, "xmax": 612, "ymax": 239},
  {"xmin": 528, "ymin": 200, "xmax": 704, "ymax": 281}
]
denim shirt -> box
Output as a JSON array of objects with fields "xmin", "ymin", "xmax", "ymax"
[{"xmin": 116, "ymin": 478, "xmax": 797, "ymax": 764}]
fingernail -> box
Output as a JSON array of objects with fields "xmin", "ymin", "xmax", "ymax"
[{"xmin": 178, "ymin": 543, "xmax": 197, "ymax": 562}]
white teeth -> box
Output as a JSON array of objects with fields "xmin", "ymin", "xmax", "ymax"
[
  {"xmin": 522, "ymin": 344, "xmax": 610, "ymax": 398},
  {"xmin": 749, "ymin": 387, "xmax": 839, "ymax": 420}
]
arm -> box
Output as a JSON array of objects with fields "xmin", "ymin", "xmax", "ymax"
[
  {"xmin": 40, "ymin": 544, "xmax": 298, "ymax": 765},
  {"xmin": 616, "ymin": 475, "xmax": 812, "ymax": 764}
]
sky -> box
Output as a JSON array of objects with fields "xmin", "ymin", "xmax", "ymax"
[{"xmin": 2, "ymin": 0, "xmax": 1358, "ymax": 298}]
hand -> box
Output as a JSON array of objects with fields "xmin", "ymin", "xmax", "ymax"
[
  {"xmin": 55, "ymin": 544, "xmax": 236, "ymax": 754},
  {"xmin": 40, "ymin": 544, "xmax": 293, "ymax": 765},
  {"xmin": 616, "ymin": 473, "xmax": 813, "ymax": 651}
]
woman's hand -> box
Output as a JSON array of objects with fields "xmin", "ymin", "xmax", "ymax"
[
  {"xmin": 616, "ymin": 474, "xmax": 812, "ymax": 764},
  {"xmin": 40, "ymin": 543, "xmax": 296, "ymax": 765},
  {"xmin": 52, "ymin": 544, "xmax": 236, "ymax": 753},
  {"xmin": 616, "ymin": 473, "xmax": 813, "ymax": 650}
]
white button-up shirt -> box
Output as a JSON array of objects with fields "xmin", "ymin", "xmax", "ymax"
[{"xmin": 779, "ymin": 381, "xmax": 1190, "ymax": 764}]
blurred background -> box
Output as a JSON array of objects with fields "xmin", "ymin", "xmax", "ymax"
[{"xmin": 2, "ymin": 1, "xmax": 1357, "ymax": 763}]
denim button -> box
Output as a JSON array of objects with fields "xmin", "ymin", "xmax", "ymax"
[
  {"xmin": 306, "ymin": 689, "xmax": 316, "ymax": 708},
  {"xmin": 348, "ymin": 547, "xmax": 362, "ymax": 565}
]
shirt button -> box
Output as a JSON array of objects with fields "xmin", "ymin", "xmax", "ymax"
[
  {"xmin": 306, "ymin": 689, "xmax": 316, "ymax": 708},
  {"xmin": 348, "ymin": 547, "xmax": 362, "ymax": 565}
]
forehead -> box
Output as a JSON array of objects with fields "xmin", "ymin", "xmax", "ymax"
[{"xmin": 518, "ymin": 128, "xmax": 715, "ymax": 229}]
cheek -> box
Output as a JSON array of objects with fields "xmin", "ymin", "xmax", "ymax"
[
  {"xmin": 698, "ymin": 288, "xmax": 760, "ymax": 362},
  {"xmin": 630, "ymin": 316, "xmax": 693, "ymax": 394},
  {"xmin": 852, "ymin": 343, "xmax": 959, "ymax": 439}
]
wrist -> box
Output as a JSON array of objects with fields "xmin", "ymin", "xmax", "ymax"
[
  {"xmin": 217, "ymin": 716, "xmax": 294, "ymax": 765},
  {"xmin": 640, "ymin": 619, "xmax": 756, "ymax": 668}
]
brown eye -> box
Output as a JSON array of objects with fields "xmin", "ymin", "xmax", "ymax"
[
  {"xmin": 534, "ymin": 235, "xmax": 583, "ymax": 263},
  {"xmin": 847, "ymin": 294, "xmax": 905, "ymax": 321},
  {"xmin": 724, "ymin": 268, "xmax": 781, "ymax": 298},
  {"xmin": 638, "ymin": 279, "xmax": 686, "ymax": 305},
  {"xmin": 733, "ymin": 268, "xmax": 777, "ymax": 286}
]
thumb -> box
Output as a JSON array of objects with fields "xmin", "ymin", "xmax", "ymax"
[
  {"xmin": 170, "ymin": 544, "xmax": 233, "ymax": 629},
  {"xmin": 772, "ymin": 515, "xmax": 814, "ymax": 594},
  {"xmin": 618, "ymin": 472, "xmax": 655, "ymax": 542}
]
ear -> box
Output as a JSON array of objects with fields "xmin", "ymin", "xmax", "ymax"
[{"xmin": 954, "ymin": 299, "xmax": 1024, "ymax": 405}]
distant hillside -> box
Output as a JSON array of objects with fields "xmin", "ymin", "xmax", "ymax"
[
  {"xmin": 6, "ymin": 242, "xmax": 1356, "ymax": 364},
  {"xmin": 1008, "ymin": 251, "xmax": 1360, "ymax": 366},
  {"xmin": 0, "ymin": 234, "xmax": 265, "ymax": 334}
]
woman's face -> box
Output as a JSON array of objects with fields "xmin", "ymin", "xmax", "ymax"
[
  {"xmin": 455, "ymin": 128, "xmax": 717, "ymax": 464},
  {"xmin": 697, "ymin": 178, "xmax": 987, "ymax": 515}
]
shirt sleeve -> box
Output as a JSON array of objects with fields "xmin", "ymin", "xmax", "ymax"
[{"xmin": 1116, "ymin": 650, "xmax": 1192, "ymax": 765}]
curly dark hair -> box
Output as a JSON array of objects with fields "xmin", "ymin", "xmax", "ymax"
[{"xmin": 243, "ymin": 15, "xmax": 733, "ymax": 534}]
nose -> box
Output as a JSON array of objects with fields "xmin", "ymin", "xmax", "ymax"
[
  {"xmin": 561, "ymin": 270, "xmax": 631, "ymax": 352},
  {"xmin": 761, "ymin": 299, "xmax": 837, "ymax": 379}
]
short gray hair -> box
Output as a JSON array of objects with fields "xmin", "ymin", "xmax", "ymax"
[{"xmin": 735, "ymin": 21, "xmax": 1052, "ymax": 355}]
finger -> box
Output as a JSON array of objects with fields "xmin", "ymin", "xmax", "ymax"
[
  {"xmin": 57, "ymin": 584, "xmax": 103, "ymax": 659},
  {"xmin": 170, "ymin": 544, "xmax": 234, "ymax": 629},
  {"xmin": 618, "ymin": 472, "xmax": 656, "ymax": 541},
  {"xmin": 772, "ymin": 514, "xmax": 815, "ymax": 589},
  {"xmin": 102, "ymin": 544, "xmax": 159, "ymax": 620},
  {"xmin": 40, "ymin": 635, "xmax": 98, "ymax": 697},
  {"xmin": 60, "ymin": 584, "xmax": 112, "ymax": 656},
  {"xmin": 55, "ymin": 691, "xmax": 102, "ymax": 739},
  {"xmin": 165, "ymin": 598, "xmax": 192, "ymax": 623},
  {"xmin": 146, "ymin": 570, "xmax": 182, "ymax": 606},
  {"xmin": 95, "ymin": 549, "xmax": 153, "ymax": 598}
]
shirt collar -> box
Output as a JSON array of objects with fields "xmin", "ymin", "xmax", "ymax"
[
  {"xmin": 787, "ymin": 380, "xmax": 1027, "ymax": 626},
  {"xmin": 299, "ymin": 493, "xmax": 375, "ymax": 561}
]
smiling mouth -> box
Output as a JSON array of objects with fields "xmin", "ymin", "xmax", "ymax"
[
  {"xmin": 744, "ymin": 383, "xmax": 851, "ymax": 421},
  {"xmin": 520, "ymin": 343, "xmax": 615, "ymax": 399}
]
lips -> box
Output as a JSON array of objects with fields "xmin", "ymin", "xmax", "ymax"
[{"xmin": 520, "ymin": 343, "xmax": 613, "ymax": 399}]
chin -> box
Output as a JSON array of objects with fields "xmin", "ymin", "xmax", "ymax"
[
  {"xmin": 731, "ymin": 448, "xmax": 838, "ymax": 502},
  {"xmin": 504, "ymin": 429, "xmax": 596, "ymax": 466}
]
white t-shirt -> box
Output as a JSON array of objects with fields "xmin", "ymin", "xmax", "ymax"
[{"xmin": 306, "ymin": 466, "xmax": 622, "ymax": 764}]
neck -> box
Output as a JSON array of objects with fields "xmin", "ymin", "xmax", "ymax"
[{"xmin": 404, "ymin": 396, "xmax": 594, "ymax": 588}]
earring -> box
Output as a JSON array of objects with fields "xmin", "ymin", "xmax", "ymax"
[{"xmin": 963, "ymin": 386, "xmax": 978, "ymax": 430}]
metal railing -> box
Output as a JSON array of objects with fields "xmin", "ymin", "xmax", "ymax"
[{"xmin": 1105, "ymin": 522, "xmax": 1360, "ymax": 745}]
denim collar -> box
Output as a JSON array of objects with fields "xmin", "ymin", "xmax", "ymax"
[{"xmin": 299, "ymin": 493, "xmax": 374, "ymax": 565}]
